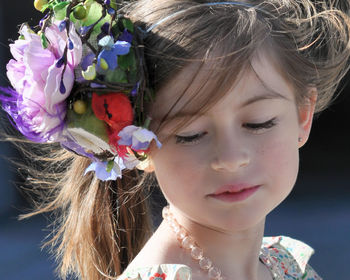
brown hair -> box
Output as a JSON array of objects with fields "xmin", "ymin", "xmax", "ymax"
[{"xmin": 7, "ymin": 0, "xmax": 350, "ymax": 279}]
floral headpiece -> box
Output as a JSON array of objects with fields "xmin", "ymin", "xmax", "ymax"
[{"xmin": 0, "ymin": 0, "xmax": 161, "ymax": 181}]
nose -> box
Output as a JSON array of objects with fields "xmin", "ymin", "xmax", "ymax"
[{"xmin": 210, "ymin": 137, "xmax": 250, "ymax": 173}]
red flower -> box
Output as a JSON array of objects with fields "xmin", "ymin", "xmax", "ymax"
[
  {"xmin": 107, "ymin": 129, "xmax": 128, "ymax": 157},
  {"xmin": 92, "ymin": 92, "xmax": 133, "ymax": 133},
  {"xmin": 150, "ymin": 273, "xmax": 167, "ymax": 280}
]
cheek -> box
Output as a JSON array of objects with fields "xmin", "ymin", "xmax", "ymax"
[
  {"xmin": 257, "ymin": 132, "xmax": 300, "ymax": 194},
  {"xmin": 152, "ymin": 144, "xmax": 207, "ymax": 198}
]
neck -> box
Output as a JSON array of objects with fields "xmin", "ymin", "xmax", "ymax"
[{"xmin": 162, "ymin": 205, "xmax": 267, "ymax": 280}]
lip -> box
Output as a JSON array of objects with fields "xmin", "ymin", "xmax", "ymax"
[{"xmin": 208, "ymin": 184, "xmax": 261, "ymax": 203}]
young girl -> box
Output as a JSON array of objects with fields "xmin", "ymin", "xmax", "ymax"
[{"xmin": 1, "ymin": 0, "xmax": 350, "ymax": 279}]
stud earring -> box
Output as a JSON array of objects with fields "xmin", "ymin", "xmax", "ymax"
[{"xmin": 298, "ymin": 137, "xmax": 302, "ymax": 142}]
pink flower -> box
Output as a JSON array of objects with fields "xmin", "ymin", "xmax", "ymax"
[{"xmin": 4, "ymin": 23, "xmax": 82, "ymax": 142}]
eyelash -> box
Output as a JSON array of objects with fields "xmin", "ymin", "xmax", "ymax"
[
  {"xmin": 243, "ymin": 117, "xmax": 277, "ymax": 131},
  {"xmin": 175, "ymin": 118, "xmax": 277, "ymax": 144},
  {"xmin": 175, "ymin": 132, "xmax": 207, "ymax": 144}
]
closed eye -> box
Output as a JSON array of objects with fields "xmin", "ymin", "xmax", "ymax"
[
  {"xmin": 175, "ymin": 118, "xmax": 277, "ymax": 144},
  {"xmin": 243, "ymin": 117, "xmax": 277, "ymax": 131},
  {"xmin": 175, "ymin": 132, "xmax": 207, "ymax": 144}
]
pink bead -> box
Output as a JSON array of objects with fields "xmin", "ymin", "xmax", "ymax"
[
  {"xmin": 208, "ymin": 266, "xmax": 221, "ymax": 279},
  {"xmin": 173, "ymin": 224, "xmax": 181, "ymax": 234},
  {"xmin": 199, "ymin": 257, "xmax": 212, "ymax": 270},
  {"xmin": 191, "ymin": 246, "xmax": 203, "ymax": 260},
  {"xmin": 170, "ymin": 220, "xmax": 179, "ymax": 231},
  {"xmin": 163, "ymin": 206, "xmax": 240, "ymax": 280},
  {"xmin": 176, "ymin": 228, "xmax": 187, "ymax": 240},
  {"xmin": 181, "ymin": 236, "xmax": 194, "ymax": 250},
  {"xmin": 165, "ymin": 213, "xmax": 173, "ymax": 222}
]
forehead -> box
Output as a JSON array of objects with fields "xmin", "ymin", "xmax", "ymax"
[{"xmin": 150, "ymin": 50, "xmax": 295, "ymax": 125}]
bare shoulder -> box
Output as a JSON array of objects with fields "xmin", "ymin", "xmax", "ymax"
[
  {"xmin": 127, "ymin": 221, "xmax": 184, "ymax": 269},
  {"xmin": 121, "ymin": 222, "xmax": 209, "ymax": 280}
]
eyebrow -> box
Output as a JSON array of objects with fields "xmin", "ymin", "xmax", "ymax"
[
  {"xmin": 156, "ymin": 80, "xmax": 291, "ymax": 124},
  {"xmin": 243, "ymin": 68, "xmax": 292, "ymax": 107},
  {"xmin": 163, "ymin": 90, "xmax": 289, "ymax": 121},
  {"xmin": 241, "ymin": 89, "xmax": 290, "ymax": 108},
  {"xmin": 156, "ymin": 112, "xmax": 203, "ymax": 129}
]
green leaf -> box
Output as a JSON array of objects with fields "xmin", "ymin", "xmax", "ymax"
[
  {"xmin": 92, "ymin": 16, "xmax": 111, "ymax": 36},
  {"xmin": 128, "ymin": 49, "xmax": 137, "ymax": 70},
  {"xmin": 105, "ymin": 68, "xmax": 128, "ymax": 83},
  {"xmin": 122, "ymin": 18, "xmax": 134, "ymax": 33},
  {"xmin": 53, "ymin": 1, "xmax": 69, "ymax": 20},
  {"xmin": 66, "ymin": 106, "xmax": 109, "ymax": 142},
  {"xmin": 106, "ymin": 160, "xmax": 114, "ymax": 173},
  {"xmin": 79, "ymin": 1, "xmax": 111, "ymax": 37},
  {"xmin": 40, "ymin": 33, "xmax": 49, "ymax": 49},
  {"xmin": 128, "ymin": 69, "xmax": 138, "ymax": 84},
  {"xmin": 110, "ymin": 0, "xmax": 118, "ymax": 10},
  {"xmin": 53, "ymin": 1, "xmax": 69, "ymax": 12},
  {"xmin": 82, "ymin": 1, "xmax": 102, "ymax": 26},
  {"xmin": 117, "ymin": 54, "xmax": 130, "ymax": 71},
  {"xmin": 83, "ymin": 0, "xmax": 94, "ymax": 8},
  {"xmin": 111, "ymin": 23, "xmax": 121, "ymax": 36},
  {"xmin": 143, "ymin": 117, "xmax": 151, "ymax": 129},
  {"xmin": 117, "ymin": 50, "xmax": 137, "ymax": 71}
]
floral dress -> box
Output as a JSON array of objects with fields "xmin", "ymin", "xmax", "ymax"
[{"xmin": 118, "ymin": 236, "xmax": 322, "ymax": 280}]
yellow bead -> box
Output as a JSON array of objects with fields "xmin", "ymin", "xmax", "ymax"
[
  {"xmin": 73, "ymin": 100, "xmax": 87, "ymax": 115},
  {"xmin": 99, "ymin": 58, "xmax": 109, "ymax": 70},
  {"xmin": 34, "ymin": 0, "xmax": 48, "ymax": 11}
]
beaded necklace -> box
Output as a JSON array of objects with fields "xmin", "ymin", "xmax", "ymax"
[{"xmin": 162, "ymin": 206, "xmax": 284, "ymax": 280}]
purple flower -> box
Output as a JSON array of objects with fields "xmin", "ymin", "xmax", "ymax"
[
  {"xmin": 101, "ymin": 22, "xmax": 110, "ymax": 34},
  {"xmin": 118, "ymin": 125, "xmax": 162, "ymax": 151},
  {"xmin": 81, "ymin": 52, "xmax": 95, "ymax": 71},
  {"xmin": 84, "ymin": 157, "xmax": 126, "ymax": 181},
  {"xmin": 118, "ymin": 29, "xmax": 133, "ymax": 44},
  {"xmin": 2, "ymin": 23, "xmax": 82, "ymax": 142},
  {"xmin": 59, "ymin": 20, "xmax": 67, "ymax": 32},
  {"xmin": 97, "ymin": 36, "xmax": 131, "ymax": 71},
  {"xmin": 79, "ymin": 25, "xmax": 93, "ymax": 36},
  {"xmin": 97, "ymin": 22, "xmax": 110, "ymax": 41},
  {"xmin": 130, "ymin": 81, "xmax": 140, "ymax": 96},
  {"xmin": 60, "ymin": 137, "xmax": 95, "ymax": 160},
  {"xmin": 107, "ymin": 8, "xmax": 116, "ymax": 16}
]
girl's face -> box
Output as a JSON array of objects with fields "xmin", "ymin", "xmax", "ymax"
[{"xmin": 148, "ymin": 51, "xmax": 315, "ymax": 233}]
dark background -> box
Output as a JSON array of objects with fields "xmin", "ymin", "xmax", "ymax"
[{"xmin": 0, "ymin": 1, "xmax": 349, "ymax": 279}]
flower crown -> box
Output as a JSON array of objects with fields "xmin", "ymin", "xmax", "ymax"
[{"xmin": 0, "ymin": 0, "xmax": 161, "ymax": 181}]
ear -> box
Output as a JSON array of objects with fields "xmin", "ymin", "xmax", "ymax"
[{"xmin": 298, "ymin": 88, "xmax": 317, "ymax": 148}]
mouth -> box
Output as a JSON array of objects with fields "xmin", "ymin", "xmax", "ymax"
[{"xmin": 208, "ymin": 185, "xmax": 261, "ymax": 203}]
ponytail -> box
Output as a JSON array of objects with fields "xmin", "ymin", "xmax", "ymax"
[{"xmin": 21, "ymin": 148, "xmax": 153, "ymax": 280}]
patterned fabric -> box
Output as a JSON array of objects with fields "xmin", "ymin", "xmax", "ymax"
[
  {"xmin": 117, "ymin": 236, "xmax": 322, "ymax": 280},
  {"xmin": 261, "ymin": 236, "xmax": 322, "ymax": 279}
]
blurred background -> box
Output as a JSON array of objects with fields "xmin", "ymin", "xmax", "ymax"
[{"xmin": 0, "ymin": 1, "xmax": 349, "ymax": 279}]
